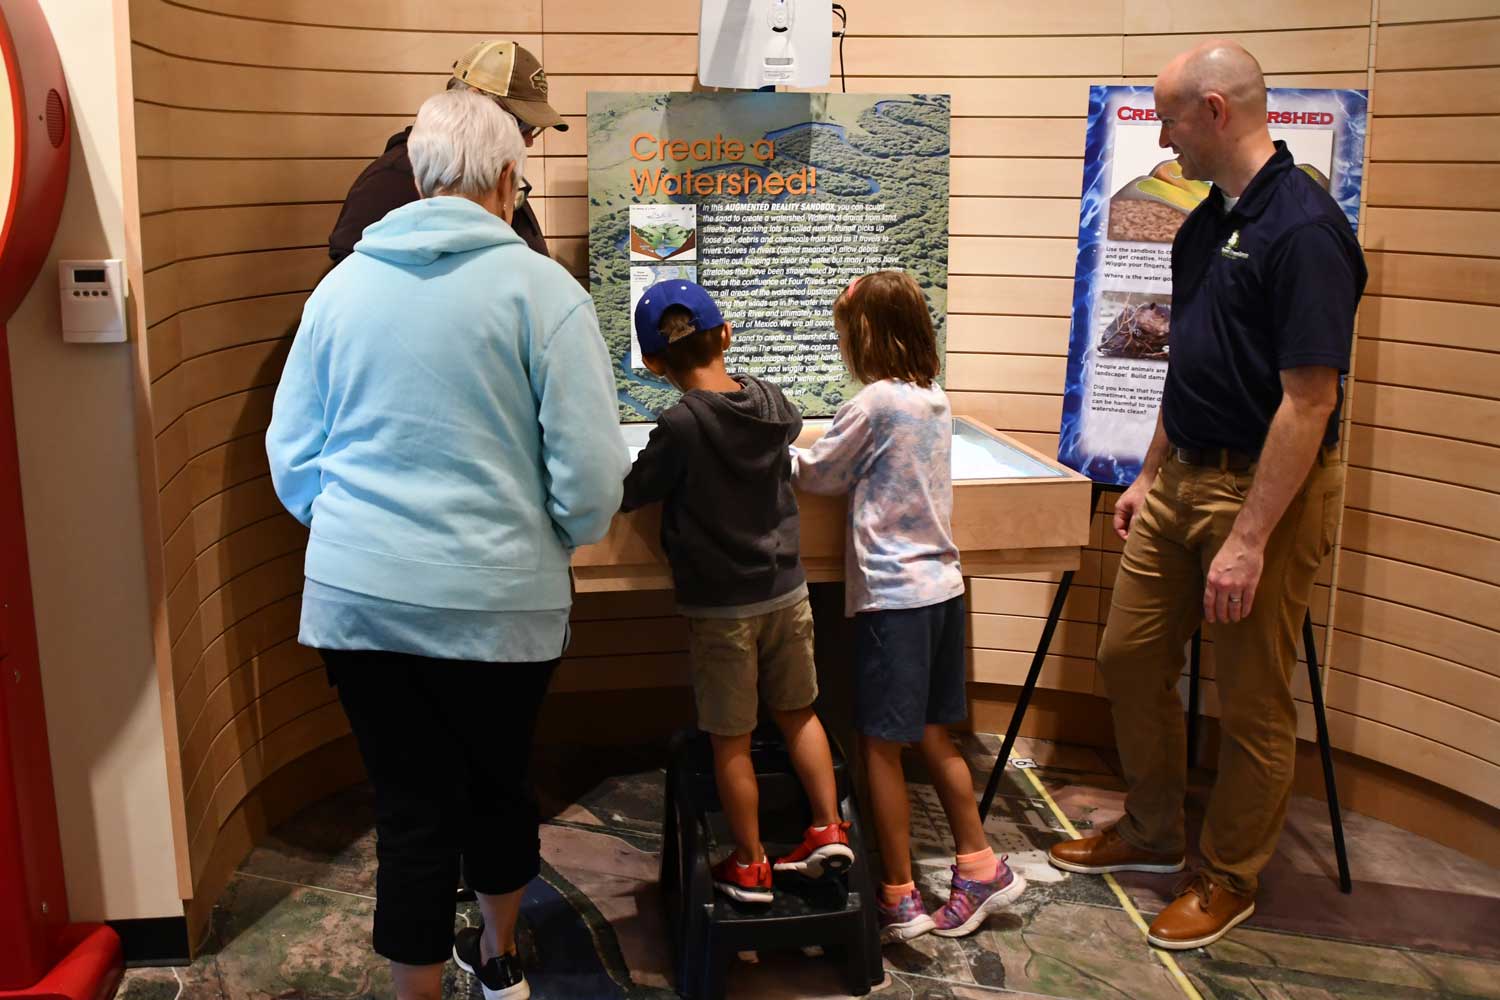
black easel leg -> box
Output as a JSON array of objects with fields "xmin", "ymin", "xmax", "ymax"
[
  {"xmin": 1303, "ymin": 612, "xmax": 1352, "ymax": 893},
  {"xmin": 979, "ymin": 569, "xmax": 1075, "ymax": 823},
  {"xmin": 1187, "ymin": 629, "xmax": 1201, "ymax": 769}
]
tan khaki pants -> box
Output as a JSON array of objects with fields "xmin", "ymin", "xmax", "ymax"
[
  {"xmin": 1098, "ymin": 450, "xmax": 1343, "ymax": 896},
  {"xmin": 688, "ymin": 597, "xmax": 818, "ymax": 737}
]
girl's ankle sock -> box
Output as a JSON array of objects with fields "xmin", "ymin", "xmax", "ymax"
[
  {"xmin": 880, "ymin": 880, "xmax": 916, "ymax": 906},
  {"xmin": 956, "ymin": 846, "xmax": 998, "ymax": 881}
]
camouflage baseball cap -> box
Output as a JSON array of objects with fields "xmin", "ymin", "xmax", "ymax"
[{"xmin": 451, "ymin": 40, "xmax": 567, "ymax": 132}]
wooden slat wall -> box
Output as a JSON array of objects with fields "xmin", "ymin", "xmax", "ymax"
[
  {"xmin": 126, "ymin": 0, "xmax": 540, "ymax": 909},
  {"xmin": 124, "ymin": 0, "xmax": 1499, "ymax": 920},
  {"xmin": 1329, "ymin": 1, "xmax": 1500, "ymax": 808}
]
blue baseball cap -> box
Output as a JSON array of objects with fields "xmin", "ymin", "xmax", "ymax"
[{"xmin": 633, "ymin": 279, "xmax": 725, "ymax": 356}]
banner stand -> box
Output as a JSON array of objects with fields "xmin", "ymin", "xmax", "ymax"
[
  {"xmin": 1184, "ymin": 619, "xmax": 1350, "ymax": 893},
  {"xmin": 976, "ymin": 481, "xmax": 1115, "ymax": 827},
  {"xmin": 975, "ymin": 484, "xmax": 1353, "ymax": 897}
]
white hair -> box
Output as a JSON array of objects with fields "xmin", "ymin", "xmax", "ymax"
[{"xmin": 408, "ymin": 89, "xmax": 526, "ymax": 200}]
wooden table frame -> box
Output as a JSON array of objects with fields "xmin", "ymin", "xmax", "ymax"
[{"xmin": 573, "ymin": 416, "xmax": 1093, "ymax": 592}]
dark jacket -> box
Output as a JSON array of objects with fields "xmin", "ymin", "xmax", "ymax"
[
  {"xmin": 328, "ymin": 128, "xmax": 549, "ymax": 262},
  {"xmin": 621, "ymin": 375, "xmax": 806, "ymax": 611}
]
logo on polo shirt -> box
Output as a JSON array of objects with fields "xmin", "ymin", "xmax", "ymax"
[{"xmin": 1220, "ymin": 230, "xmax": 1250, "ymax": 260}]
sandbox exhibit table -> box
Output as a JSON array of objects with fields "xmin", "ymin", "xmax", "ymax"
[
  {"xmin": 575, "ymin": 413, "xmax": 1094, "ymax": 807},
  {"xmin": 580, "ymin": 415, "xmax": 1091, "ymax": 997},
  {"xmin": 575, "ymin": 416, "xmax": 1092, "ymax": 593}
]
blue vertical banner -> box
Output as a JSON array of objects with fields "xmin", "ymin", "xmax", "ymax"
[{"xmin": 1056, "ymin": 86, "xmax": 1368, "ymax": 486}]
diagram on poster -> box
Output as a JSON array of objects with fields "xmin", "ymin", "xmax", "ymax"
[
  {"xmin": 1057, "ymin": 86, "xmax": 1367, "ymax": 486},
  {"xmin": 628, "ymin": 265, "xmax": 699, "ymax": 368},
  {"xmin": 589, "ymin": 91, "xmax": 951, "ymax": 421},
  {"xmin": 629, "ymin": 204, "xmax": 698, "ymax": 262}
]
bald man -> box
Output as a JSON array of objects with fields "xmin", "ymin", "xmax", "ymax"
[{"xmin": 1048, "ymin": 42, "xmax": 1365, "ymax": 949}]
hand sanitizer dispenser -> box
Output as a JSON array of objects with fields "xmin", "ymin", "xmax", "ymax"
[
  {"xmin": 58, "ymin": 258, "xmax": 126, "ymax": 343},
  {"xmin": 699, "ymin": 0, "xmax": 832, "ymax": 89}
]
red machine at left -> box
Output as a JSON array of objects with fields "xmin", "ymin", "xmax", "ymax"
[{"xmin": 0, "ymin": 1, "xmax": 125, "ymax": 997}]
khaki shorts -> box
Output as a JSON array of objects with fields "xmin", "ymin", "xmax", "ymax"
[{"xmin": 687, "ymin": 597, "xmax": 818, "ymax": 736}]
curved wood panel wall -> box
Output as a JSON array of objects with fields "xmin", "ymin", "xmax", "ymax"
[
  {"xmin": 122, "ymin": 0, "xmax": 1498, "ymax": 938},
  {"xmin": 126, "ymin": 0, "xmax": 542, "ymax": 936},
  {"xmin": 1329, "ymin": 1, "xmax": 1500, "ymax": 808}
]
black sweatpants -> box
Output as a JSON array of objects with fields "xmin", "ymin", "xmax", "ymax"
[{"xmin": 323, "ymin": 649, "xmax": 559, "ymax": 966}]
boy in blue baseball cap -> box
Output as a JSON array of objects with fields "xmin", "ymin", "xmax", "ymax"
[{"xmin": 621, "ymin": 280, "xmax": 852, "ymax": 903}]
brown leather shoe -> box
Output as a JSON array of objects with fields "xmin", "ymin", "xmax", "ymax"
[
  {"xmin": 1048, "ymin": 825, "xmax": 1185, "ymax": 875},
  {"xmin": 1147, "ymin": 871, "xmax": 1255, "ymax": 950}
]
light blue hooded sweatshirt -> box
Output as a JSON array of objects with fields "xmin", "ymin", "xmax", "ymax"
[{"xmin": 266, "ymin": 197, "xmax": 628, "ymax": 632}]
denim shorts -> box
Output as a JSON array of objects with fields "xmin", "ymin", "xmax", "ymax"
[{"xmin": 853, "ymin": 594, "xmax": 967, "ymax": 743}]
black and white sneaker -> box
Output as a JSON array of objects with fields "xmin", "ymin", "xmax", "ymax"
[
  {"xmin": 453, "ymin": 927, "xmax": 483, "ymax": 977},
  {"xmin": 453, "ymin": 927, "xmax": 529, "ymax": 999}
]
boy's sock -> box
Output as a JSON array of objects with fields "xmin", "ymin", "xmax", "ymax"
[
  {"xmin": 956, "ymin": 847, "xmax": 998, "ymax": 882},
  {"xmin": 881, "ymin": 880, "xmax": 916, "ymax": 907},
  {"xmin": 736, "ymin": 854, "xmax": 768, "ymax": 867}
]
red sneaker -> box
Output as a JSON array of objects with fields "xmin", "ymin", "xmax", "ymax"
[
  {"xmin": 711, "ymin": 854, "xmax": 773, "ymax": 904},
  {"xmin": 773, "ymin": 822, "xmax": 855, "ymax": 879}
]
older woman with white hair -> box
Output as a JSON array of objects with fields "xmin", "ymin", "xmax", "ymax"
[{"xmin": 267, "ymin": 89, "xmax": 627, "ymax": 1000}]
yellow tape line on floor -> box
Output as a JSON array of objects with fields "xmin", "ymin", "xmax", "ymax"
[{"xmin": 1015, "ymin": 762, "xmax": 1205, "ymax": 1000}]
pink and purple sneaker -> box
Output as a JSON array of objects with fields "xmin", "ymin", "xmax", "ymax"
[
  {"xmin": 876, "ymin": 888, "xmax": 936, "ymax": 944},
  {"xmin": 931, "ymin": 857, "xmax": 1027, "ymax": 937}
]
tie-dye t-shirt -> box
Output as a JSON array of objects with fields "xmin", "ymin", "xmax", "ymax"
[{"xmin": 794, "ymin": 379, "xmax": 965, "ymax": 616}]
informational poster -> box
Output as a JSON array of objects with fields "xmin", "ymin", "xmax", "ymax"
[
  {"xmin": 1057, "ymin": 86, "xmax": 1368, "ymax": 486},
  {"xmin": 588, "ymin": 91, "xmax": 950, "ymax": 421}
]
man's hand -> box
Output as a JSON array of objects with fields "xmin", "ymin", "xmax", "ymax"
[
  {"xmin": 1113, "ymin": 478, "xmax": 1152, "ymax": 540},
  {"xmin": 1116, "ymin": 410, "xmax": 1170, "ymax": 541},
  {"xmin": 1205, "ymin": 533, "xmax": 1264, "ymax": 624},
  {"xmin": 1205, "ymin": 365, "xmax": 1338, "ymax": 625}
]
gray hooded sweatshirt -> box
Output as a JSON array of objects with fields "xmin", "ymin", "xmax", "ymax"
[{"xmin": 620, "ymin": 375, "xmax": 806, "ymax": 615}]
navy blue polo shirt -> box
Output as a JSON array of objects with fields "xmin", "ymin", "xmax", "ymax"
[{"xmin": 1162, "ymin": 141, "xmax": 1367, "ymax": 453}]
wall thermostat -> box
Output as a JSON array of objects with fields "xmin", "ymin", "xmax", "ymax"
[{"xmin": 58, "ymin": 259, "xmax": 126, "ymax": 343}]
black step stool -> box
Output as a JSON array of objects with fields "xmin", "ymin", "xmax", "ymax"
[{"xmin": 659, "ymin": 727, "xmax": 883, "ymax": 999}]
